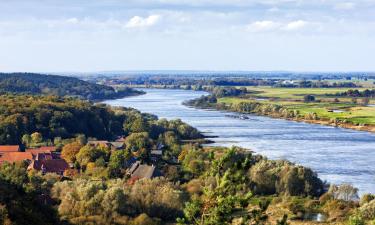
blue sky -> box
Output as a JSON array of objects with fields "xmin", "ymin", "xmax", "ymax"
[{"xmin": 1, "ymin": 0, "xmax": 375, "ymax": 72}]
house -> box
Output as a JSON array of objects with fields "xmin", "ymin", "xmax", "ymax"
[
  {"xmin": 26, "ymin": 146, "xmax": 57, "ymax": 156},
  {"xmin": 88, "ymin": 140, "xmax": 124, "ymax": 150},
  {"xmin": 34, "ymin": 152, "xmax": 61, "ymax": 160},
  {"xmin": 0, "ymin": 152, "xmax": 33, "ymax": 164},
  {"xmin": 127, "ymin": 161, "xmax": 162, "ymax": 180},
  {"xmin": 0, "ymin": 145, "xmax": 21, "ymax": 154},
  {"xmin": 26, "ymin": 146, "xmax": 57, "ymax": 152},
  {"xmin": 28, "ymin": 159, "xmax": 69, "ymax": 175}
]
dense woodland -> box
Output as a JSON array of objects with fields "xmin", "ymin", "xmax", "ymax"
[
  {"xmin": 0, "ymin": 94, "xmax": 200, "ymax": 145},
  {"xmin": 0, "ymin": 73, "xmax": 143, "ymax": 100}
]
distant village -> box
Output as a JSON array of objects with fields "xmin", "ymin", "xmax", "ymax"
[{"xmin": 0, "ymin": 138, "xmax": 164, "ymax": 181}]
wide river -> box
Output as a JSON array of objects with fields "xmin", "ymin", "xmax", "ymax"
[{"xmin": 104, "ymin": 88, "xmax": 375, "ymax": 194}]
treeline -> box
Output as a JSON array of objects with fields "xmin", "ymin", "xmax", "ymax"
[
  {"xmin": 274, "ymin": 80, "xmax": 359, "ymax": 88},
  {"xmin": 98, "ymin": 75, "xmax": 360, "ymax": 89},
  {"xmin": 330, "ymin": 89, "xmax": 375, "ymax": 98},
  {"xmin": 0, "ymin": 73, "xmax": 143, "ymax": 100},
  {"xmin": 0, "ymin": 94, "xmax": 201, "ymax": 145},
  {"xmin": 105, "ymin": 76, "xmax": 277, "ymax": 87},
  {"xmin": 184, "ymin": 86, "xmax": 249, "ymax": 108}
]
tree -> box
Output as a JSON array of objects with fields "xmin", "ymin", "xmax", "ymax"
[
  {"xmin": 76, "ymin": 145, "xmax": 108, "ymax": 168},
  {"xmin": 31, "ymin": 132, "xmax": 43, "ymax": 145},
  {"xmin": 125, "ymin": 132, "xmax": 152, "ymax": 160},
  {"xmin": 21, "ymin": 134, "xmax": 32, "ymax": 147},
  {"xmin": 328, "ymin": 184, "xmax": 359, "ymax": 201},
  {"xmin": 61, "ymin": 142, "xmax": 83, "ymax": 163},
  {"xmin": 108, "ymin": 150, "xmax": 126, "ymax": 178},
  {"xmin": 126, "ymin": 178, "xmax": 183, "ymax": 220},
  {"xmin": 303, "ymin": 95, "xmax": 315, "ymax": 102}
]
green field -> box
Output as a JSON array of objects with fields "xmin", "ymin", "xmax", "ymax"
[
  {"xmin": 244, "ymin": 86, "xmax": 369, "ymax": 100},
  {"xmin": 219, "ymin": 87, "xmax": 375, "ymax": 126}
]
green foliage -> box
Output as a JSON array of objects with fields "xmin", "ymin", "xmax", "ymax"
[
  {"xmin": 108, "ymin": 150, "xmax": 127, "ymax": 178},
  {"xmin": 0, "ymin": 73, "xmax": 143, "ymax": 100},
  {"xmin": 76, "ymin": 144, "xmax": 109, "ymax": 168},
  {"xmin": 52, "ymin": 178, "xmax": 183, "ymax": 224},
  {"xmin": 348, "ymin": 215, "xmax": 365, "ymax": 225},
  {"xmin": 0, "ymin": 95, "xmax": 128, "ymax": 144},
  {"xmin": 125, "ymin": 132, "xmax": 152, "ymax": 160},
  {"xmin": 359, "ymin": 200, "xmax": 375, "ymax": 220},
  {"xmin": 0, "ymin": 163, "xmax": 61, "ymax": 225}
]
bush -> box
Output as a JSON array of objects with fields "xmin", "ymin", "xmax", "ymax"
[
  {"xmin": 304, "ymin": 95, "xmax": 316, "ymax": 102},
  {"xmin": 348, "ymin": 215, "xmax": 365, "ymax": 225},
  {"xmin": 125, "ymin": 178, "xmax": 184, "ymax": 220},
  {"xmin": 359, "ymin": 200, "xmax": 375, "ymax": 220},
  {"xmin": 360, "ymin": 194, "xmax": 375, "ymax": 206}
]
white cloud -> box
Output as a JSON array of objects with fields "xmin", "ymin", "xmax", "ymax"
[
  {"xmin": 66, "ymin": 18, "xmax": 79, "ymax": 24},
  {"xmin": 247, "ymin": 20, "xmax": 309, "ymax": 32},
  {"xmin": 282, "ymin": 20, "xmax": 308, "ymax": 31},
  {"xmin": 125, "ymin": 15, "xmax": 161, "ymax": 28},
  {"xmin": 247, "ymin": 20, "xmax": 281, "ymax": 32},
  {"xmin": 334, "ymin": 2, "xmax": 356, "ymax": 10}
]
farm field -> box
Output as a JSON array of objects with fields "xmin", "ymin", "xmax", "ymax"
[
  {"xmin": 244, "ymin": 86, "xmax": 370, "ymax": 100},
  {"xmin": 219, "ymin": 87, "xmax": 375, "ymax": 126}
]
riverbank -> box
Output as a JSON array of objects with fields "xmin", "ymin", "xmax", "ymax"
[{"xmin": 185, "ymin": 95, "xmax": 375, "ymax": 134}]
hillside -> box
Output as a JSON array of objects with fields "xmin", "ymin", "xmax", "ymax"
[{"xmin": 0, "ymin": 73, "xmax": 143, "ymax": 100}]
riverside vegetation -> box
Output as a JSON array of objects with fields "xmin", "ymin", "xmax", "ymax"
[
  {"xmin": 0, "ymin": 75, "xmax": 375, "ymax": 224},
  {"xmin": 186, "ymin": 86, "xmax": 375, "ymax": 133}
]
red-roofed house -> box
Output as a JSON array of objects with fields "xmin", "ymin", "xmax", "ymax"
[
  {"xmin": 26, "ymin": 146, "xmax": 56, "ymax": 154},
  {"xmin": 0, "ymin": 152, "xmax": 33, "ymax": 164},
  {"xmin": 0, "ymin": 145, "xmax": 21, "ymax": 153},
  {"xmin": 34, "ymin": 152, "xmax": 60, "ymax": 160},
  {"xmin": 28, "ymin": 159, "xmax": 69, "ymax": 175}
]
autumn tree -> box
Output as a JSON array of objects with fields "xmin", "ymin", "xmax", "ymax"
[{"xmin": 61, "ymin": 142, "xmax": 83, "ymax": 163}]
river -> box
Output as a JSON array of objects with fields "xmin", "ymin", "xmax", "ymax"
[{"xmin": 104, "ymin": 88, "xmax": 375, "ymax": 195}]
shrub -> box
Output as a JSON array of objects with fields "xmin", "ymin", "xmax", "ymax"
[
  {"xmin": 360, "ymin": 194, "xmax": 375, "ymax": 206},
  {"xmin": 359, "ymin": 200, "xmax": 375, "ymax": 220}
]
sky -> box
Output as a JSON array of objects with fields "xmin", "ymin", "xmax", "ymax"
[{"xmin": 0, "ymin": 0, "xmax": 375, "ymax": 72}]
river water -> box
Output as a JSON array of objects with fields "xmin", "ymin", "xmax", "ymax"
[{"xmin": 104, "ymin": 88, "xmax": 375, "ymax": 194}]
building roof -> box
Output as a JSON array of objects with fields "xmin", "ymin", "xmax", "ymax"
[
  {"xmin": 26, "ymin": 149, "xmax": 52, "ymax": 155},
  {"xmin": 0, "ymin": 152, "xmax": 33, "ymax": 163},
  {"xmin": 128, "ymin": 161, "xmax": 161, "ymax": 179},
  {"xmin": 0, "ymin": 145, "xmax": 20, "ymax": 153},
  {"xmin": 28, "ymin": 159, "xmax": 69, "ymax": 174},
  {"xmin": 88, "ymin": 140, "xmax": 109, "ymax": 145},
  {"xmin": 35, "ymin": 152, "xmax": 60, "ymax": 160},
  {"xmin": 36, "ymin": 146, "xmax": 57, "ymax": 152}
]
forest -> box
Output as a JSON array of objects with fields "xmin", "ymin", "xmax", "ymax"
[
  {"xmin": 0, "ymin": 73, "xmax": 143, "ymax": 100},
  {"xmin": 0, "ymin": 94, "xmax": 200, "ymax": 145}
]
